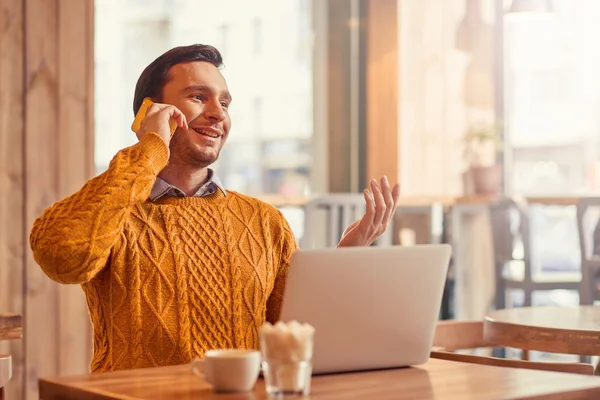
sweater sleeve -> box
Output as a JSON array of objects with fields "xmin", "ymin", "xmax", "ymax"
[
  {"xmin": 30, "ymin": 132, "xmax": 169, "ymax": 285},
  {"xmin": 266, "ymin": 211, "xmax": 299, "ymax": 323}
]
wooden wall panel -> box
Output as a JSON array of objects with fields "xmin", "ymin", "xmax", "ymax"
[
  {"xmin": 24, "ymin": 0, "xmax": 95, "ymax": 397},
  {"xmin": 366, "ymin": 0, "xmax": 399, "ymax": 186},
  {"xmin": 310, "ymin": 0, "xmax": 330, "ymax": 194},
  {"xmin": 56, "ymin": 0, "xmax": 94, "ymax": 377},
  {"xmin": 0, "ymin": 1, "xmax": 25, "ymax": 398},
  {"xmin": 24, "ymin": 0, "xmax": 62, "ymax": 395},
  {"xmin": 327, "ymin": 0, "xmax": 354, "ymax": 192},
  {"xmin": 0, "ymin": 0, "xmax": 94, "ymax": 398}
]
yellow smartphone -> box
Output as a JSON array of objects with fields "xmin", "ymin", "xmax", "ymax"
[{"xmin": 131, "ymin": 97, "xmax": 178, "ymax": 136}]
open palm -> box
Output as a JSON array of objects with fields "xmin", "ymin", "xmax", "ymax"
[{"xmin": 338, "ymin": 176, "xmax": 400, "ymax": 247}]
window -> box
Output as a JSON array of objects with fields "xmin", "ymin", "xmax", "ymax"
[
  {"xmin": 253, "ymin": 97, "xmax": 263, "ymax": 134},
  {"xmin": 252, "ymin": 18, "xmax": 262, "ymax": 54},
  {"xmin": 504, "ymin": 0, "xmax": 600, "ymax": 195},
  {"xmin": 297, "ymin": 0, "xmax": 311, "ymax": 61},
  {"xmin": 218, "ymin": 24, "xmax": 230, "ymax": 56}
]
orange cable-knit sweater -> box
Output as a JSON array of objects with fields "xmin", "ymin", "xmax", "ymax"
[{"xmin": 29, "ymin": 132, "xmax": 298, "ymax": 373}]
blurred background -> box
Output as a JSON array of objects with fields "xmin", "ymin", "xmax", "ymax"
[{"xmin": 3, "ymin": 0, "xmax": 600, "ymax": 398}]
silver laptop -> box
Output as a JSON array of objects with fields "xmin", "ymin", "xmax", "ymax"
[{"xmin": 279, "ymin": 244, "xmax": 451, "ymax": 374}]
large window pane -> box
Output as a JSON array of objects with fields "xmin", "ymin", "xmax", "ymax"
[{"xmin": 504, "ymin": 0, "xmax": 600, "ymax": 195}]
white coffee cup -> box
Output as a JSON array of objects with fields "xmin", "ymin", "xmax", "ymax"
[{"xmin": 191, "ymin": 349, "xmax": 261, "ymax": 392}]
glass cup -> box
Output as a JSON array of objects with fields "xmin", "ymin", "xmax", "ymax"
[
  {"xmin": 261, "ymin": 359, "xmax": 312, "ymax": 396},
  {"xmin": 259, "ymin": 321, "xmax": 315, "ymax": 396}
]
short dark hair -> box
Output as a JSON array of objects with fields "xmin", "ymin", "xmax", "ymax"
[{"xmin": 133, "ymin": 44, "xmax": 224, "ymax": 115}]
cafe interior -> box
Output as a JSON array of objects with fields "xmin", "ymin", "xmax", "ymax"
[{"xmin": 3, "ymin": 0, "xmax": 600, "ymax": 398}]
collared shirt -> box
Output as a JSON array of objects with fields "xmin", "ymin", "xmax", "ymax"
[{"xmin": 149, "ymin": 169, "xmax": 226, "ymax": 201}]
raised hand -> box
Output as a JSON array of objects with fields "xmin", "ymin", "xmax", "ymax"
[
  {"xmin": 136, "ymin": 102, "xmax": 188, "ymax": 145},
  {"xmin": 337, "ymin": 176, "xmax": 400, "ymax": 247}
]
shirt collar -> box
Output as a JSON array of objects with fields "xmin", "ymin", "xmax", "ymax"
[{"xmin": 149, "ymin": 169, "xmax": 226, "ymax": 201}]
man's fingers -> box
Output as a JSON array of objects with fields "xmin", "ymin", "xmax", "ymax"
[
  {"xmin": 156, "ymin": 105, "xmax": 188, "ymax": 130},
  {"xmin": 392, "ymin": 183, "xmax": 400, "ymax": 209},
  {"xmin": 166, "ymin": 106, "xmax": 188, "ymax": 129},
  {"xmin": 360, "ymin": 188, "xmax": 376, "ymax": 229},
  {"xmin": 146, "ymin": 102, "xmax": 162, "ymax": 114},
  {"xmin": 380, "ymin": 176, "xmax": 395, "ymax": 225},
  {"xmin": 146, "ymin": 104, "xmax": 186, "ymax": 125},
  {"xmin": 138, "ymin": 103, "xmax": 188, "ymax": 143},
  {"xmin": 370, "ymin": 179, "xmax": 386, "ymax": 226}
]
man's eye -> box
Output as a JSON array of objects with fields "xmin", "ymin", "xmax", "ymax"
[
  {"xmin": 193, "ymin": 95, "xmax": 204, "ymax": 101},
  {"xmin": 221, "ymin": 102, "xmax": 229, "ymax": 108}
]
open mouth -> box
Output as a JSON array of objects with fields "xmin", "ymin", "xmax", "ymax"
[{"xmin": 192, "ymin": 127, "xmax": 221, "ymax": 139}]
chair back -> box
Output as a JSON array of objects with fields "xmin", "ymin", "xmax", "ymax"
[
  {"xmin": 432, "ymin": 320, "xmax": 492, "ymax": 351},
  {"xmin": 0, "ymin": 354, "xmax": 12, "ymax": 400},
  {"xmin": 576, "ymin": 197, "xmax": 600, "ymax": 304},
  {"xmin": 431, "ymin": 320, "xmax": 593, "ymax": 375},
  {"xmin": 0, "ymin": 314, "xmax": 22, "ymax": 400},
  {"xmin": 431, "ymin": 350, "xmax": 593, "ymax": 375},
  {"xmin": 488, "ymin": 198, "xmax": 526, "ymax": 264},
  {"xmin": 301, "ymin": 194, "xmax": 394, "ymax": 248}
]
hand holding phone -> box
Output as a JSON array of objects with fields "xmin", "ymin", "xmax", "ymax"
[{"xmin": 131, "ymin": 98, "xmax": 188, "ymax": 144}]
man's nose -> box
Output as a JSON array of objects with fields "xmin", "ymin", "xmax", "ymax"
[{"xmin": 203, "ymin": 100, "xmax": 225, "ymax": 122}]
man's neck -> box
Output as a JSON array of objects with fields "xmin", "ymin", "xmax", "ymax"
[{"xmin": 158, "ymin": 164, "xmax": 210, "ymax": 197}]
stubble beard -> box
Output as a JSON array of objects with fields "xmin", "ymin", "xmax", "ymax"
[{"xmin": 169, "ymin": 131, "xmax": 222, "ymax": 169}]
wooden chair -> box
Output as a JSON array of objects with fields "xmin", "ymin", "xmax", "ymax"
[
  {"xmin": 0, "ymin": 314, "xmax": 23, "ymax": 400},
  {"xmin": 576, "ymin": 197, "xmax": 600, "ymax": 305},
  {"xmin": 489, "ymin": 198, "xmax": 580, "ymax": 309},
  {"xmin": 0, "ymin": 355, "xmax": 11, "ymax": 400},
  {"xmin": 431, "ymin": 320, "xmax": 594, "ymax": 375},
  {"xmin": 301, "ymin": 194, "xmax": 370, "ymax": 248}
]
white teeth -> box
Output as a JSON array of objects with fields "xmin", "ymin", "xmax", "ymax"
[{"xmin": 193, "ymin": 128, "xmax": 219, "ymax": 138}]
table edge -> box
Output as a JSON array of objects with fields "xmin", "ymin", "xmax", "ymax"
[{"xmin": 39, "ymin": 378, "xmax": 137, "ymax": 400}]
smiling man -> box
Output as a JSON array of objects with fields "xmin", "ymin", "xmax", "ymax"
[{"xmin": 29, "ymin": 44, "xmax": 400, "ymax": 373}]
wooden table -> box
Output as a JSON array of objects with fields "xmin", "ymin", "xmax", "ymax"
[
  {"xmin": 39, "ymin": 358, "xmax": 600, "ymax": 399},
  {"xmin": 484, "ymin": 306, "xmax": 600, "ymax": 356}
]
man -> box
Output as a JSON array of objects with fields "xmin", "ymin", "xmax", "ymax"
[{"xmin": 29, "ymin": 44, "xmax": 400, "ymax": 373}]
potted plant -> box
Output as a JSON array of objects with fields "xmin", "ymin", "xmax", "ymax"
[{"xmin": 463, "ymin": 121, "xmax": 503, "ymax": 195}]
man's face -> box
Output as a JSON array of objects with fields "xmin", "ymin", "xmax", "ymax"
[{"xmin": 160, "ymin": 61, "xmax": 232, "ymax": 168}]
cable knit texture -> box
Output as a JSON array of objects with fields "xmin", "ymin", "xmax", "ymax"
[{"xmin": 29, "ymin": 132, "xmax": 297, "ymax": 372}]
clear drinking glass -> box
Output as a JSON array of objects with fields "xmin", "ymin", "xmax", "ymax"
[
  {"xmin": 262, "ymin": 359, "xmax": 312, "ymax": 396},
  {"xmin": 259, "ymin": 322, "xmax": 314, "ymax": 396}
]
